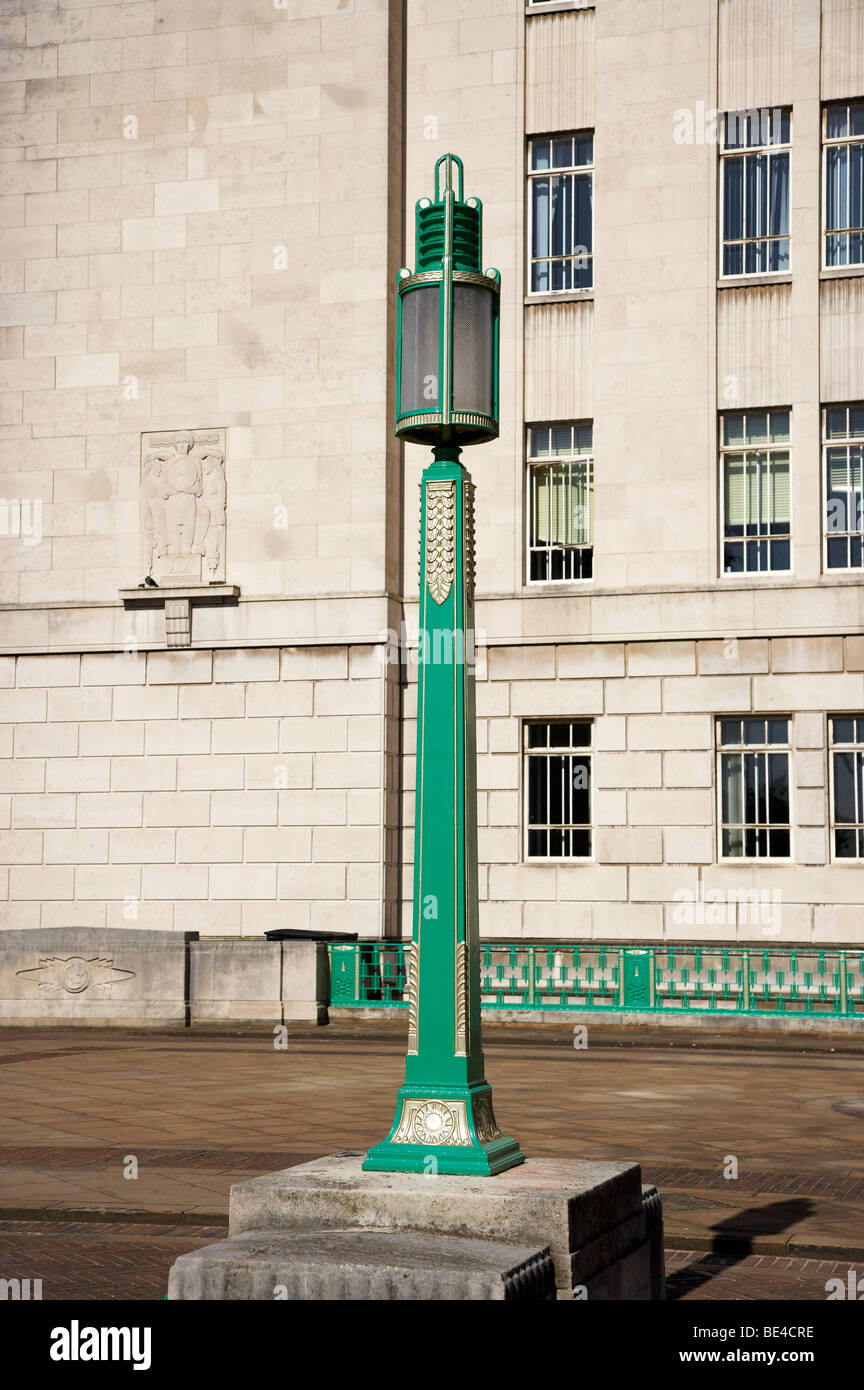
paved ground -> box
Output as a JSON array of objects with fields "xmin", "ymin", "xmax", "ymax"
[{"xmin": 0, "ymin": 1019, "xmax": 862, "ymax": 1299}]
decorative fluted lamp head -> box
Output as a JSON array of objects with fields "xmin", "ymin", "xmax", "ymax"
[{"xmin": 395, "ymin": 153, "xmax": 500, "ymax": 448}]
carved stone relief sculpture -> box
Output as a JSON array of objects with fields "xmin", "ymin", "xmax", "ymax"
[{"xmin": 140, "ymin": 429, "xmax": 227, "ymax": 585}]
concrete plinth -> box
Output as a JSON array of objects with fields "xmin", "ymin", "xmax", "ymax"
[
  {"xmin": 166, "ymin": 1151, "xmax": 663, "ymax": 1300},
  {"xmin": 168, "ymin": 1228, "xmax": 556, "ymax": 1301}
]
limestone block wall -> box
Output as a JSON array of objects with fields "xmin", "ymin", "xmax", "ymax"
[
  {"xmin": 399, "ymin": 636, "xmax": 864, "ymax": 946},
  {"xmin": 0, "ymin": 645, "xmax": 395, "ymax": 938},
  {"xmin": 0, "ymin": 0, "xmax": 404, "ymax": 616}
]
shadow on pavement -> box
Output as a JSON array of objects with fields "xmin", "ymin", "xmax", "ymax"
[{"xmin": 665, "ymin": 1198, "xmax": 816, "ymax": 1300}]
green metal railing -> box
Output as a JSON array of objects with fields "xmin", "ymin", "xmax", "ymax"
[{"xmin": 328, "ymin": 942, "xmax": 864, "ymax": 1018}]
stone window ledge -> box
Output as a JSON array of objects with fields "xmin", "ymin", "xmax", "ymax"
[
  {"xmin": 524, "ymin": 290, "xmax": 594, "ymax": 306},
  {"xmin": 820, "ymin": 267, "xmax": 864, "ymax": 281},
  {"xmin": 717, "ymin": 275, "xmax": 793, "ymax": 290}
]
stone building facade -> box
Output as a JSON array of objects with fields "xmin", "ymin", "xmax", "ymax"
[{"xmin": 1, "ymin": 0, "xmax": 864, "ymax": 949}]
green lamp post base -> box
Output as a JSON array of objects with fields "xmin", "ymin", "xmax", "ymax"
[{"xmin": 362, "ymin": 1082, "xmax": 525, "ymax": 1176}]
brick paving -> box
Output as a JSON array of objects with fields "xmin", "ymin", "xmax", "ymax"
[
  {"xmin": 665, "ymin": 1249, "xmax": 864, "ymax": 1301},
  {"xmin": 0, "ymin": 1021, "xmax": 862, "ymax": 1298},
  {"xmin": 0, "ymin": 1219, "xmax": 225, "ymax": 1301}
]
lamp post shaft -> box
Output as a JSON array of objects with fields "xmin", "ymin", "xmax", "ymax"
[{"xmin": 363, "ymin": 444, "xmax": 524, "ymax": 1175}]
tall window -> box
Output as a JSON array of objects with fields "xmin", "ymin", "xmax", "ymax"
[
  {"xmin": 528, "ymin": 133, "xmax": 593, "ymax": 292},
  {"xmin": 718, "ymin": 718, "xmax": 791, "ymax": 860},
  {"xmin": 824, "ymin": 100, "xmax": 864, "ymax": 268},
  {"xmin": 720, "ymin": 107, "xmax": 791, "ymax": 276},
  {"xmin": 830, "ymin": 717, "xmax": 864, "ymax": 859},
  {"xmin": 527, "ymin": 423, "xmax": 593, "ymax": 581},
  {"xmin": 720, "ymin": 409, "xmax": 791, "ymax": 574},
  {"xmin": 525, "ymin": 720, "xmax": 592, "ymax": 859},
  {"xmin": 825, "ymin": 402, "xmax": 864, "ymax": 569}
]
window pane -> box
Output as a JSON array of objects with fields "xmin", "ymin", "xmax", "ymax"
[
  {"xmin": 724, "ymin": 413, "xmax": 745, "ymax": 445},
  {"xmin": 724, "ymin": 243, "xmax": 743, "ymax": 275},
  {"xmin": 527, "ymin": 828, "xmax": 546, "ymax": 857},
  {"xmin": 721, "ymin": 753, "xmax": 743, "ymax": 823},
  {"xmin": 826, "ymin": 105, "xmax": 848, "ymax": 139},
  {"xmin": 550, "ymin": 176, "xmax": 569, "ymax": 256},
  {"xmin": 769, "ymin": 152, "xmax": 789, "ymax": 235},
  {"xmin": 767, "ymin": 718, "xmax": 788, "ymax": 744},
  {"xmin": 527, "ymin": 756, "xmax": 547, "ymax": 823},
  {"xmin": 723, "ymin": 158, "xmax": 744, "ymax": 239},
  {"xmin": 826, "ymin": 406, "xmax": 848, "ymax": 439},
  {"xmin": 571, "ymin": 829, "xmax": 591, "ymax": 857},
  {"xmin": 552, "ymin": 137, "xmax": 572, "ymax": 168},
  {"xmin": 769, "ymin": 828, "xmax": 790, "ymax": 858},
  {"xmin": 724, "ymin": 111, "xmax": 745, "ymax": 149},
  {"xmin": 769, "ymin": 409, "xmax": 790, "ymax": 442},
  {"xmin": 724, "ymin": 455, "xmax": 746, "ymax": 531},
  {"xmin": 832, "ymin": 717, "xmax": 855, "ymax": 744},
  {"xmin": 529, "ymin": 426, "xmax": 550, "ymax": 457},
  {"xmin": 532, "ymin": 178, "xmax": 550, "ymax": 258},
  {"xmin": 767, "ymin": 752, "xmax": 789, "ymax": 821},
  {"xmin": 770, "ymin": 456, "xmax": 790, "ymax": 526},
  {"xmin": 745, "ymin": 154, "xmax": 767, "ymax": 238},
  {"xmin": 723, "ymin": 828, "xmax": 743, "ymax": 857},
  {"xmin": 826, "ymin": 145, "xmax": 848, "ymax": 233},
  {"xmin": 549, "ymin": 424, "xmax": 572, "ymax": 454},
  {"xmin": 744, "ymin": 752, "xmax": 760, "ymax": 824},
  {"xmin": 720, "ymin": 719, "xmax": 742, "ymax": 746},
  {"xmin": 571, "ymin": 757, "xmax": 590, "ymax": 823},
  {"xmin": 531, "ymin": 261, "xmax": 549, "ymax": 293},
  {"xmin": 775, "ymin": 108, "xmax": 791, "ymax": 145},
  {"xmin": 574, "ymin": 172, "xmax": 592, "ymax": 253},
  {"xmin": 833, "ymin": 751, "xmax": 857, "ymax": 823},
  {"xmin": 850, "ymin": 144, "xmax": 863, "ymax": 233},
  {"xmin": 573, "ymin": 422, "xmax": 593, "ymax": 453},
  {"xmin": 531, "ymin": 140, "xmax": 550, "ymax": 171}
]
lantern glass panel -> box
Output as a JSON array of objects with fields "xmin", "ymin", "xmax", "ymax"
[
  {"xmin": 399, "ymin": 285, "xmax": 440, "ymax": 416},
  {"xmin": 451, "ymin": 283, "xmax": 495, "ymax": 419}
]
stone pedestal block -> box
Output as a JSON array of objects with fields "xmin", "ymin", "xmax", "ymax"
[
  {"xmin": 167, "ymin": 1151, "xmax": 663, "ymax": 1300},
  {"xmin": 0, "ymin": 927, "xmax": 189, "ymax": 1026},
  {"xmin": 190, "ymin": 938, "xmax": 282, "ymax": 1023},
  {"xmin": 168, "ymin": 1228, "xmax": 556, "ymax": 1301},
  {"xmin": 279, "ymin": 939, "xmax": 330, "ymax": 1024}
]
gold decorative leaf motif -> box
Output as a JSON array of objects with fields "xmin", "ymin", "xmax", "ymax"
[
  {"xmin": 425, "ymin": 480, "xmax": 456, "ymax": 605},
  {"xmin": 455, "ymin": 939, "xmax": 467, "ymax": 1056},
  {"xmin": 473, "ymin": 1094, "xmax": 502, "ymax": 1147},
  {"xmin": 406, "ymin": 940, "xmax": 418, "ymax": 1055},
  {"xmin": 463, "ymin": 480, "xmax": 476, "ymax": 606}
]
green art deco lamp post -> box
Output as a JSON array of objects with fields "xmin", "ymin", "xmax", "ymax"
[{"xmin": 364, "ymin": 155, "xmax": 524, "ymax": 1176}]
